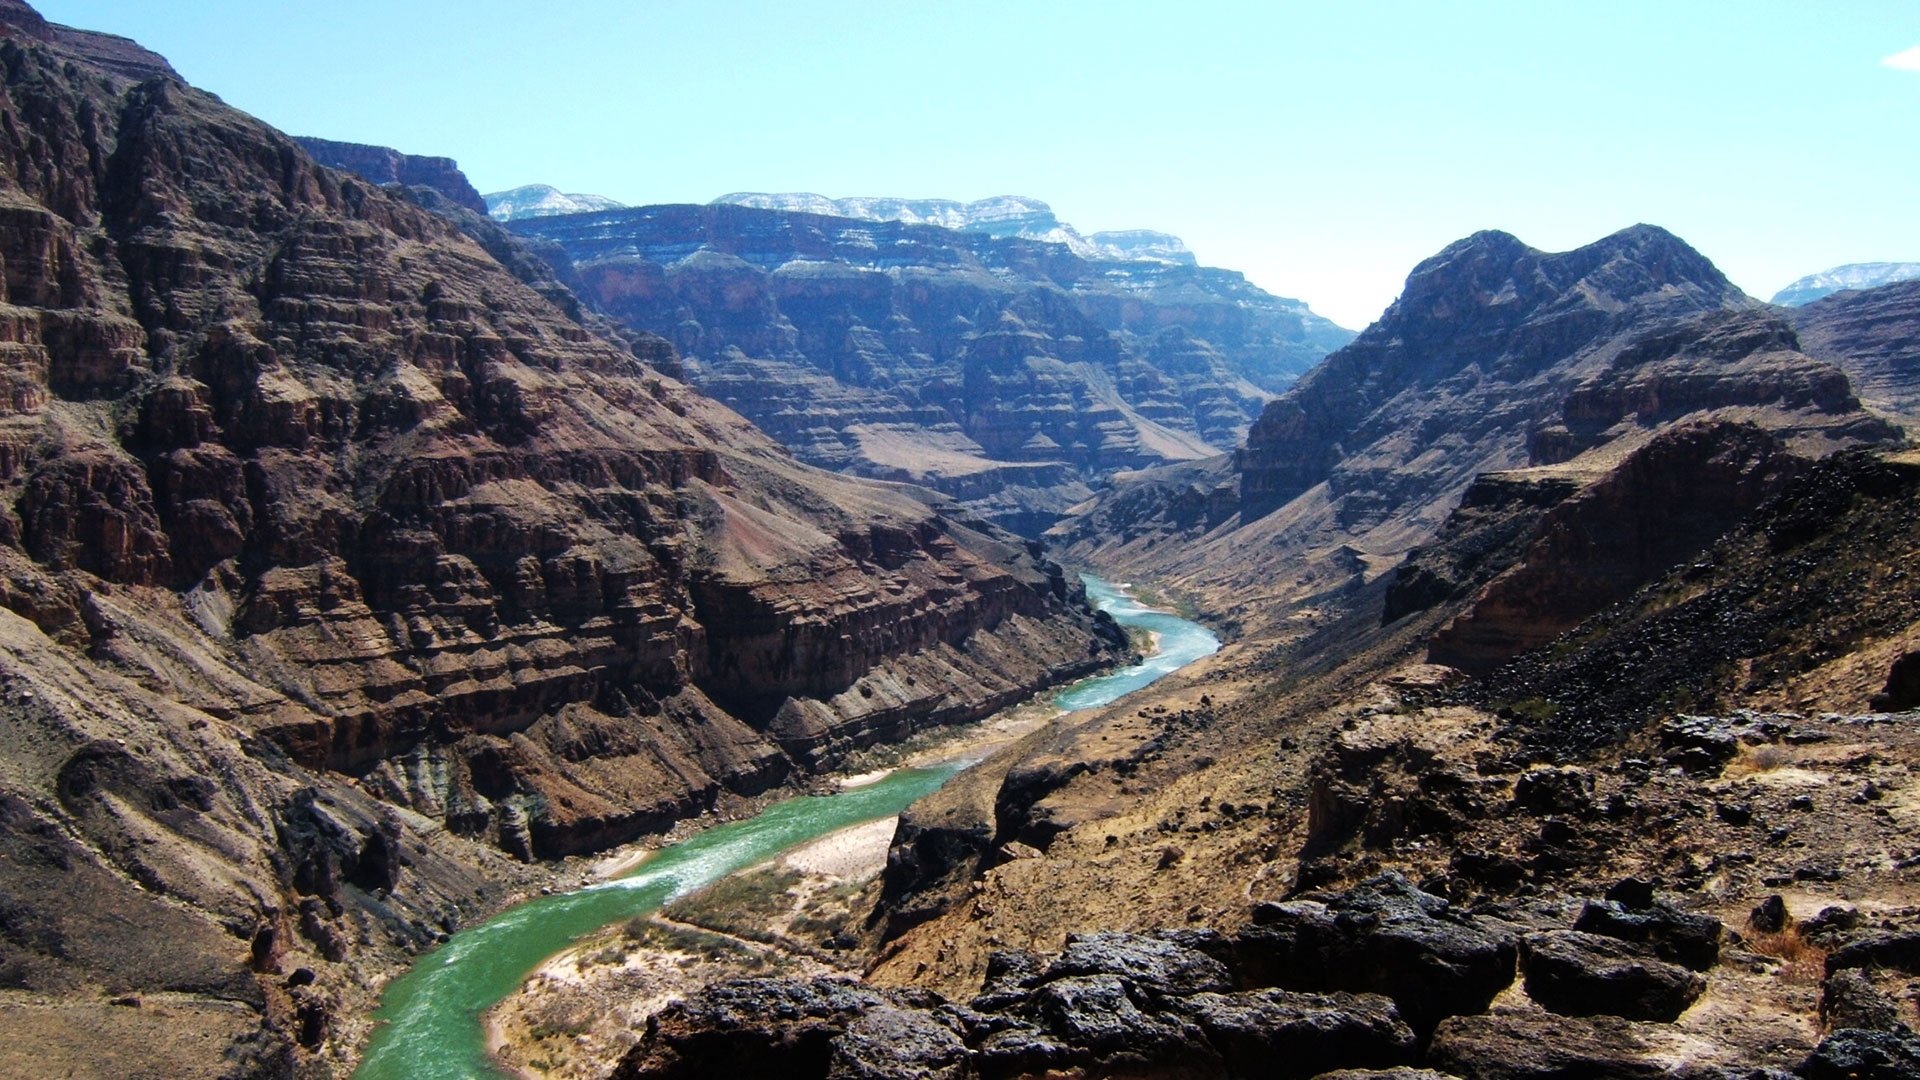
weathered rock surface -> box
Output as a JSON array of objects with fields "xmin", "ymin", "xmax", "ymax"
[
  {"xmin": 1518, "ymin": 929, "xmax": 1705, "ymax": 1021},
  {"xmin": 1238, "ymin": 874, "xmax": 1518, "ymax": 1033},
  {"xmin": 1048, "ymin": 226, "xmax": 1896, "ymax": 643},
  {"xmin": 1424, "ymin": 422, "xmax": 1810, "ymax": 672},
  {"xmin": 0, "ymin": 7, "xmax": 1124, "ymax": 1072},
  {"xmin": 1472, "ymin": 449, "xmax": 1920, "ymax": 750},
  {"xmin": 1571, "ymin": 899, "xmax": 1722, "ymax": 971},
  {"xmin": 508, "ymin": 201, "xmax": 1352, "ymax": 534},
  {"xmin": 1427, "ymin": 1010, "xmax": 1672, "ymax": 1080},
  {"xmin": 613, "ymin": 926, "xmax": 1421, "ymax": 1080},
  {"xmin": 292, "ymin": 135, "xmax": 488, "ymax": 214},
  {"xmin": 1790, "ymin": 278, "xmax": 1920, "ymax": 427},
  {"xmin": 1798, "ymin": 1029, "xmax": 1920, "ymax": 1080}
]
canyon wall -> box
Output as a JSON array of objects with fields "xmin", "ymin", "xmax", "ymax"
[{"xmin": 0, "ymin": 13, "xmax": 1123, "ymax": 1073}]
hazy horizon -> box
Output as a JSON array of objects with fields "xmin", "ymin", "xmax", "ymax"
[{"xmin": 37, "ymin": 0, "xmax": 1920, "ymax": 329}]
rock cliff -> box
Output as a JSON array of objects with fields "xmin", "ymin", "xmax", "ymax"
[
  {"xmin": 1791, "ymin": 279, "xmax": 1920, "ymax": 428},
  {"xmin": 0, "ymin": 10, "xmax": 1122, "ymax": 1073},
  {"xmin": 1050, "ymin": 226, "xmax": 1899, "ymax": 640},
  {"xmin": 292, "ymin": 135, "xmax": 489, "ymax": 214},
  {"xmin": 712, "ymin": 191, "xmax": 1198, "ymax": 264},
  {"xmin": 508, "ymin": 201, "xmax": 1352, "ymax": 534}
]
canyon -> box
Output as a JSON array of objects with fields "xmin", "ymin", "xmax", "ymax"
[
  {"xmin": 5, "ymin": 2, "xmax": 1920, "ymax": 1079},
  {"xmin": 612, "ymin": 234, "xmax": 1920, "ymax": 1078},
  {"xmin": 498, "ymin": 198, "xmax": 1351, "ymax": 535},
  {"xmin": 0, "ymin": 6, "xmax": 1126, "ymax": 1075}
]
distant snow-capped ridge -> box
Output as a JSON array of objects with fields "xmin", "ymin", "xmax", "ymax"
[
  {"xmin": 1773, "ymin": 262, "xmax": 1920, "ymax": 306},
  {"xmin": 485, "ymin": 184, "xmax": 627, "ymax": 221},
  {"xmin": 710, "ymin": 192, "xmax": 1197, "ymax": 266}
]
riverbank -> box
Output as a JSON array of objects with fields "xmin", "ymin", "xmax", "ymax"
[
  {"xmin": 480, "ymin": 680, "xmax": 1104, "ymax": 1077},
  {"xmin": 351, "ymin": 576, "xmax": 1219, "ymax": 1080}
]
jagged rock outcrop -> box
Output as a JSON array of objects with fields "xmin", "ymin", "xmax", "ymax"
[
  {"xmin": 292, "ymin": 135, "xmax": 489, "ymax": 214},
  {"xmin": 1241, "ymin": 227, "xmax": 1779, "ymax": 522},
  {"xmin": 1418, "ymin": 422, "xmax": 1814, "ymax": 672},
  {"xmin": 0, "ymin": 8, "xmax": 1123, "ymax": 1072},
  {"xmin": 508, "ymin": 201, "xmax": 1351, "ymax": 534},
  {"xmin": 0, "ymin": 0, "xmax": 177, "ymax": 80},
  {"xmin": 614, "ymin": 917, "xmax": 1430, "ymax": 1080},
  {"xmin": 1050, "ymin": 226, "xmax": 1899, "ymax": 641},
  {"xmin": 1468, "ymin": 448, "xmax": 1920, "ymax": 749}
]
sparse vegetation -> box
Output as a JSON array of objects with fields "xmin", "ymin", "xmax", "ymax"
[
  {"xmin": 664, "ymin": 866, "xmax": 805, "ymax": 944},
  {"xmin": 1747, "ymin": 925, "xmax": 1828, "ymax": 986}
]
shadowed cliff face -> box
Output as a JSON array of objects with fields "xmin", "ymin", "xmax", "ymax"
[
  {"xmin": 1791, "ymin": 278, "xmax": 1920, "ymax": 429},
  {"xmin": 1050, "ymin": 226, "xmax": 1899, "ymax": 642},
  {"xmin": 0, "ymin": 16, "xmax": 1122, "ymax": 1072},
  {"xmin": 1236, "ymin": 225, "xmax": 1754, "ymax": 521},
  {"xmin": 507, "ymin": 203, "xmax": 1353, "ymax": 534}
]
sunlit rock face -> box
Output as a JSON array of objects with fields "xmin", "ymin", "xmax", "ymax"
[{"xmin": 511, "ymin": 200, "xmax": 1353, "ymax": 534}]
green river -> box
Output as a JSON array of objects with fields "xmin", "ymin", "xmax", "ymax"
[{"xmin": 353, "ymin": 575, "xmax": 1219, "ymax": 1079}]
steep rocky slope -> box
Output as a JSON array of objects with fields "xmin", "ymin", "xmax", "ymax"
[
  {"xmin": 0, "ymin": 0, "xmax": 177, "ymax": 80},
  {"xmin": 1791, "ymin": 279, "xmax": 1920, "ymax": 428},
  {"xmin": 623, "ymin": 428, "xmax": 1920, "ymax": 1079},
  {"xmin": 506, "ymin": 202, "xmax": 1352, "ymax": 535},
  {"xmin": 292, "ymin": 136, "xmax": 488, "ymax": 214},
  {"xmin": 0, "ymin": 10, "xmax": 1124, "ymax": 1075},
  {"xmin": 604, "ymin": 230, "xmax": 1920, "ymax": 1079},
  {"xmin": 1051, "ymin": 226, "xmax": 1899, "ymax": 638}
]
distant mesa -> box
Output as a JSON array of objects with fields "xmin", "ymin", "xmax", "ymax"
[
  {"xmin": 1772, "ymin": 261, "xmax": 1920, "ymax": 306},
  {"xmin": 486, "ymin": 183, "xmax": 629, "ymax": 221},
  {"xmin": 712, "ymin": 192, "xmax": 1198, "ymax": 265},
  {"xmin": 509, "ymin": 199, "xmax": 1353, "ymax": 534}
]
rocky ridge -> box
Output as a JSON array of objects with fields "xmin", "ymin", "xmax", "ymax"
[
  {"xmin": 728, "ymin": 231, "xmax": 1920, "ymax": 1079},
  {"xmin": 0, "ymin": 9, "xmax": 1125, "ymax": 1075},
  {"xmin": 486, "ymin": 183, "xmax": 628, "ymax": 221},
  {"xmin": 1790, "ymin": 279, "xmax": 1920, "ymax": 428},
  {"xmin": 506, "ymin": 201, "xmax": 1353, "ymax": 534},
  {"xmin": 1049, "ymin": 226, "xmax": 1900, "ymax": 640},
  {"xmin": 713, "ymin": 191, "xmax": 1198, "ymax": 265},
  {"xmin": 292, "ymin": 135, "xmax": 489, "ymax": 214}
]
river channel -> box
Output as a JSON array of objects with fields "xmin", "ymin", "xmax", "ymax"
[{"xmin": 353, "ymin": 575, "xmax": 1220, "ymax": 1079}]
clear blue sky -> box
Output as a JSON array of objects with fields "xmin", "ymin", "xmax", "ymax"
[{"xmin": 35, "ymin": 1, "xmax": 1920, "ymax": 328}]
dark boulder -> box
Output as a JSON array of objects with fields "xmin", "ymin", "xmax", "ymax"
[
  {"xmin": 1172, "ymin": 988, "xmax": 1416, "ymax": 1079},
  {"xmin": 1521, "ymin": 930, "xmax": 1706, "ymax": 1021},
  {"xmin": 826, "ymin": 1006, "xmax": 970, "ymax": 1080},
  {"xmin": 1022, "ymin": 973, "xmax": 1216, "ymax": 1072},
  {"xmin": 1749, "ymin": 895, "xmax": 1789, "ymax": 934},
  {"xmin": 1428, "ymin": 1011, "xmax": 1671, "ymax": 1079},
  {"xmin": 612, "ymin": 977, "xmax": 892, "ymax": 1080},
  {"xmin": 1798, "ymin": 1028, "xmax": 1920, "ymax": 1080},
  {"xmin": 1573, "ymin": 899, "xmax": 1722, "ymax": 970},
  {"xmin": 1043, "ymin": 931, "xmax": 1233, "ymax": 998},
  {"xmin": 1819, "ymin": 969, "xmax": 1904, "ymax": 1033},
  {"xmin": 1237, "ymin": 873, "xmax": 1518, "ymax": 1032}
]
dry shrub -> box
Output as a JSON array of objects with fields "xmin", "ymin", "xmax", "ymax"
[
  {"xmin": 1748, "ymin": 925, "xmax": 1827, "ymax": 985},
  {"xmin": 1736, "ymin": 743, "xmax": 1793, "ymax": 775}
]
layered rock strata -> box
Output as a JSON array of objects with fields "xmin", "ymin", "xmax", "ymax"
[
  {"xmin": 0, "ymin": 10, "xmax": 1122, "ymax": 1073},
  {"xmin": 1050, "ymin": 227, "xmax": 1899, "ymax": 640},
  {"xmin": 506, "ymin": 202, "xmax": 1352, "ymax": 533}
]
